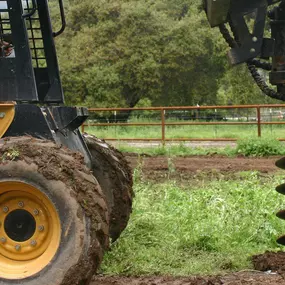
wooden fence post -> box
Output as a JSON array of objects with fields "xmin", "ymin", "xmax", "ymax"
[
  {"xmin": 161, "ymin": 109, "xmax": 166, "ymax": 145},
  {"xmin": 257, "ymin": 107, "xmax": 261, "ymax": 137}
]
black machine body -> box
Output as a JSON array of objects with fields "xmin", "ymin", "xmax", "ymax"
[
  {"xmin": 205, "ymin": 0, "xmax": 285, "ymax": 100},
  {"xmin": 0, "ymin": 0, "xmax": 91, "ymax": 165}
]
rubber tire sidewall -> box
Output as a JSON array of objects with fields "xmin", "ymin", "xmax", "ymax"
[
  {"xmin": 84, "ymin": 135, "xmax": 133, "ymax": 241},
  {"xmin": 0, "ymin": 160, "xmax": 90, "ymax": 285}
]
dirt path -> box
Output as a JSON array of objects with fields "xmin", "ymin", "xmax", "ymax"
[
  {"xmin": 126, "ymin": 154, "xmax": 283, "ymax": 182},
  {"xmin": 92, "ymin": 272, "xmax": 285, "ymax": 285},
  {"xmin": 111, "ymin": 141, "xmax": 237, "ymax": 149}
]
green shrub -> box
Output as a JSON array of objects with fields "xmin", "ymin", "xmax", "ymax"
[{"xmin": 236, "ymin": 138, "xmax": 285, "ymax": 156}]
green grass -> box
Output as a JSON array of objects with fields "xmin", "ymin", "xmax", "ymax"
[
  {"xmin": 117, "ymin": 143, "xmax": 237, "ymax": 156},
  {"xmin": 85, "ymin": 124, "xmax": 285, "ymax": 140},
  {"xmin": 115, "ymin": 138, "xmax": 285, "ymax": 157},
  {"xmin": 101, "ymin": 173, "xmax": 285, "ymax": 276}
]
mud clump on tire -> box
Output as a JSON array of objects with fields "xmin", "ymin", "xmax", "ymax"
[
  {"xmin": 84, "ymin": 134, "xmax": 134, "ymax": 241},
  {"xmin": 0, "ymin": 136, "xmax": 109, "ymax": 285}
]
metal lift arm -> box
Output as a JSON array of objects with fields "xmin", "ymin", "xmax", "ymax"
[{"xmin": 204, "ymin": 0, "xmax": 285, "ymax": 101}]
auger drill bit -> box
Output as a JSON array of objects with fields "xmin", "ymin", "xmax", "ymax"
[
  {"xmin": 276, "ymin": 157, "xmax": 285, "ymax": 245},
  {"xmin": 272, "ymin": 1, "xmax": 285, "ymax": 246}
]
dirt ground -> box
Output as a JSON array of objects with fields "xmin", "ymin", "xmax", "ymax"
[
  {"xmin": 92, "ymin": 154, "xmax": 285, "ymax": 285},
  {"xmin": 125, "ymin": 154, "xmax": 282, "ymax": 182},
  {"xmin": 93, "ymin": 272, "xmax": 285, "ymax": 285}
]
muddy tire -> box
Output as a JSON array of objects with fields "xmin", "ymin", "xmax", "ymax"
[
  {"xmin": 0, "ymin": 137, "xmax": 109, "ymax": 285},
  {"xmin": 84, "ymin": 134, "xmax": 133, "ymax": 241}
]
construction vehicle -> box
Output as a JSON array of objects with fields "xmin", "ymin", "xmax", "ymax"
[
  {"xmin": 0, "ymin": 1, "xmax": 133, "ymax": 284},
  {"xmin": 204, "ymin": 0, "xmax": 285, "ymax": 244},
  {"xmin": 1, "ymin": 0, "xmax": 285, "ymax": 284}
]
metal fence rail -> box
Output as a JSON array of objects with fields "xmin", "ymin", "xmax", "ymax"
[{"xmin": 81, "ymin": 104, "xmax": 285, "ymax": 142}]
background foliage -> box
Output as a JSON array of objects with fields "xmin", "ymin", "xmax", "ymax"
[{"xmin": 50, "ymin": 0, "xmax": 280, "ymax": 107}]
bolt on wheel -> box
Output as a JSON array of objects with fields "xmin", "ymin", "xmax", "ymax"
[{"xmin": 0, "ymin": 181, "xmax": 61, "ymax": 279}]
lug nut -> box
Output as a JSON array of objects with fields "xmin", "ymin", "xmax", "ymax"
[
  {"xmin": 2, "ymin": 206, "xmax": 9, "ymax": 213},
  {"xmin": 0, "ymin": 237, "xmax": 6, "ymax": 243},
  {"xmin": 33, "ymin": 209, "xmax": 39, "ymax": 215},
  {"xmin": 30, "ymin": 240, "xmax": 37, "ymax": 247},
  {"xmin": 15, "ymin": 244, "xmax": 21, "ymax": 251},
  {"xmin": 18, "ymin": 201, "xmax": 24, "ymax": 208},
  {"xmin": 38, "ymin": 225, "xmax": 44, "ymax": 232}
]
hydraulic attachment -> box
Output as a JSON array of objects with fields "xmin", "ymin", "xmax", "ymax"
[
  {"xmin": 205, "ymin": 0, "xmax": 285, "ymax": 101},
  {"xmin": 205, "ymin": 0, "xmax": 285, "ymax": 246}
]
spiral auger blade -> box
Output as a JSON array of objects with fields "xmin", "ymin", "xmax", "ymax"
[{"xmin": 275, "ymin": 157, "xmax": 285, "ymax": 245}]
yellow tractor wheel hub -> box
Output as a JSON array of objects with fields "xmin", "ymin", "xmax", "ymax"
[{"xmin": 0, "ymin": 181, "xmax": 61, "ymax": 279}]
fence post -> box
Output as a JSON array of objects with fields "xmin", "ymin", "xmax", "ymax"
[
  {"xmin": 161, "ymin": 108, "xmax": 166, "ymax": 145},
  {"xmin": 257, "ymin": 107, "xmax": 261, "ymax": 137},
  {"xmin": 114, "ymin": 110, "xmax": 117, "ymax": 138},
  {"xmin": 270, "ymin": 108, "xmax": 273, "ymax": 135},
  {"xmin": 81, "ymin": 124, "xmax": 85, "ymax": 133}
]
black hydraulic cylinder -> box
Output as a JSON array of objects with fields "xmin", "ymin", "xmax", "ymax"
[{"xmin": 270, "ymin": 1, "xmax": 285, "ymax": 93}]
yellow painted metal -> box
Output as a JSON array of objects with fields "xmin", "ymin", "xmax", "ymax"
[
  {"xmin": 0, "ymin": 103, "xmax": 15, "ymax": 138},
  {"xmin": 0, "ymin": 181, "xmax": 61, "ymax": 279}
]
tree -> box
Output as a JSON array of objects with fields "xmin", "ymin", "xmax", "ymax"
[
  {"xmin": 51, "ymin": 0, "xmax": 277, "ymax": 108},
  {"xmin": 52, "ymin": 0, "xmax": 226, "ymax": 108},
  {"xmin": 217, "ymin": 64, "xmax": 279, "ymax": 106}
]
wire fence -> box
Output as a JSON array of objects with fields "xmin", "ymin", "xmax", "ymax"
[{"xmin": 81, "ymin": 104, "xmax": 285, "ymax": 142}]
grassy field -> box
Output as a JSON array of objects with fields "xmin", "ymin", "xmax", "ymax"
[
  {"xmin": 117, "ymin": 143, "xmax": 237, "ymax": 156},
  {"xmin": 84, "ymin": 124, "xmax": 285, "ymax": 140},
  {"xmin": 100, "ymin": 172, "xmax": 285, "ymax": 276},
  {"xmin": 115, "ymin": 137, "xmax": 285, "ymax": 157}
]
